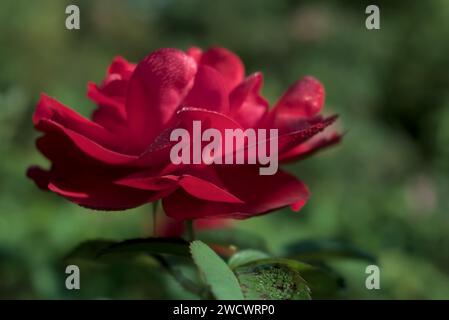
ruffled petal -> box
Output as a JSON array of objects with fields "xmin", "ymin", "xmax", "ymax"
[
  {"xmin": 29, "ymin": 132, "xmax": 166, "ymax": 210},
  {"xmin": 162, "ymin": 167, "xmax": 309, "ymax": 220},
  {"xmin": 34, "ymin": 94, "xmax": 111, "ymax": 143},
  {"xmin": 36, "ymin": 119, "xmax": 137, "ymax": 165},
  {"xmin": 33, "ymin": 94, "xmax": 139, "ymax": 162}
]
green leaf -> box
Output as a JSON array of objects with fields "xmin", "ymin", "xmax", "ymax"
[
  {"xmin": 284, "ymin": 239, "xmax": 376, "ymax": 264},
  {"xmin": 64, "ymin": 240, "xmax": 117, "ymax": 262},
  {"xmin": 228, "ymin": 250, "xmax": 270, "ymax": 269},
  {"xmin": 62, "ymin": 250, "xmax": 184, "ymax": 299},
  {"xmin": 234, "ymin": 259, "xmax": 311, "ymax": 300},
  {"xmin": 255, "ymin": 258, "xmax": 344, "ymax": 299},
  {"xmin": 63, "ymin": 239, "xmax": 200, "ymax": 299},
  {"xmin": 99, "ymin": 237, "xmax": 191, "ymax": 258},
  {"xmin": 298, "ymin": 265, "xmax": 344, "ymax": 299},
  {"xmin": 190, "ymin": 240, "xmax": 244, "ymax": 300}
]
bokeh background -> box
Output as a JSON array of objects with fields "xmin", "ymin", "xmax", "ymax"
[{"xmin": 1, "ymin": 0, "xmax": 449, "ymax": 299}]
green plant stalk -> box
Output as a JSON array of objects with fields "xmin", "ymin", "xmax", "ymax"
[
  {"xmin": 152, "ymin": 201, "xmax": 159, "ymax": 237},
  {"xmin": 186, "ymin": 220, "xmax": 196, "ymax": 242}
]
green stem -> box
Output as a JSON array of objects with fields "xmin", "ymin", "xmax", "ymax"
[
  {"xmin": 186, "ymin": 220, "xmax": 196, "ymax": 242},
  {"xmin": 152, "ymin": 201, "xmax": 159, "ymax": 237}
]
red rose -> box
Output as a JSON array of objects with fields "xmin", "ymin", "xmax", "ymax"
[{"xmin": 27, "ymin": 47, "xmax": 340, "ymax": 220}]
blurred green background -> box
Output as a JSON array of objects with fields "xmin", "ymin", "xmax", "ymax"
[{"xmin": 1, "ymin": 0, "xmax": 449, "ymax": 299}]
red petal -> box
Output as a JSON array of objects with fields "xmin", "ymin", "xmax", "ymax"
[
  {"xmin": 36, "ymin": 119, "xmax": 137, "ymax": 165},
  {"xmin": 277, "ymin": 115, "xmax": 338, "ymax": 154},
  {"xmin": 132, "ymin": 107, "xmax": 244, "ymax": 168},
  {"xmin": 87, "ymin": 82, "xmax": 128, "ymax": 131},
  {"xmin": 199, "ymin": 47, "xmax": 245, "ymax": 91},
  {"xmin": 178, "ymin": 175, "xmax": 243, "ymax": 203},
  {"xmin": 280, "ymin": 132, "xmax": 342, "ymax": 163},
  {"xmin": 272, "ymin": 76, "xmax": 325, "ymax": 127},
  {"xmin": 176, "ymin": 107, "xmax": 243, "ymax": 132},
  {"xmin": 229, "ymin": 72, "xmax": 269, "ymax": 128},
  {"xmin": 126, "ymin": 48, "xmax": 197, "ymax": 149},
  {"xmin": 117, "ymin": 171, "xmax": 243, "ymax": 204},
  {"xmin": 106, "ymin": 56, "xmax": 135, "ymax": 78},
  {"xmin": 183, "ymin": 65, "xmax": 229, "ymax": 113},
  {"xmin": 186, "ymin": 47, "xmax": 203, "ymax": 63},
  {"xmin": 162, "ymin": 167, "xmax": 309, "ymax": 220},
  {"xmin": 33, "ymin": 94, "xmax": 140, "ymax": 162},
  {"xmin": 87, "ymin": 82, "xmax": 125, "ymax": 113},
  {"xmin": 87, "ymin": 56, "xmax": 135, "ymax": 130},
  {"xmin": 34, "ymin": 94, "xmax": 111, "ymax": 143},
  {"xmin": 115, "ymin": 173, "xmax": 180, "ymax": 191},
  {"xmin": 47, "ymin": 178, "xmax": 164, "ymax": 211},
  {"xmin": 31, "ymin": 132, "xmax": 166, "ymax": 211},
  {"xmin": 26, "ymin": 166, "xmax": 50, "ymax": 190}
]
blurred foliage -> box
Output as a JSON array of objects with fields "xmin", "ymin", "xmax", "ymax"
[{"xmin": 0, "ymin": 0, "xmax": 449, "ymax": 299}]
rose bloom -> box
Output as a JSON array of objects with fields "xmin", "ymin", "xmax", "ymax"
[{"xmin": 27, "ymin": 47, "xmax": 340, "ymax": 220}]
